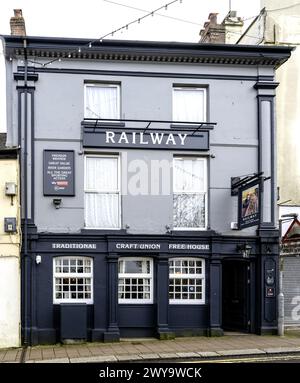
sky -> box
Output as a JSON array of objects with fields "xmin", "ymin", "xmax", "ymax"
[
  {"xmin": 0, "ymin": 0, "xmax": 261, "ymax": 41},
  {"xmin": 0, "ymin": 0, "xmax": 261, "ymax": 132}
]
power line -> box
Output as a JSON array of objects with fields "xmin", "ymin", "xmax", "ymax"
[
  {"xmin": 242, "ymin": 14, "xmax": 259, "ymax": 22},
  {"xmin": 225, "ymin": 29, "xmax": 263, "ymax": 40},
  {"xmin": 37, "ymin": 0, "xmax": 183, "ymax": 67},
  {"xmin": 98, "ymin": 0, "xmax": 183, "ymax": 41},
  {"xmin": 103, "ymin": 0, "xmax": 200, "ymax": 26}
]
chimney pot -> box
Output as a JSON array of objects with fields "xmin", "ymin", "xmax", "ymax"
[
  {"xmin": 14, "ymin": 9, "xmax": 23, "ymax": 17},
  {"xmin": 208, "ymin": 13, "xmax": 218, "ymax": 24}
]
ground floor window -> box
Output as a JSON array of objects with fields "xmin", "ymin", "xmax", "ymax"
[
  {"xmin": 53, "ymin": 257, "xmax": 93, "ymax": 304},
  {"xmin": 169, "ymin": 258, "xmax": 205, "ymax": 304},
  {"xmin": 118, "ymin": 257, "xmax": 153, "ymax": 304}
]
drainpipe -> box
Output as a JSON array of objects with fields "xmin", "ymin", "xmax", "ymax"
[
  {"xmin": 278, "ymin": 255, "xmax": 284, "ymax": 336},
  {"xmin": 23, "ymin": 36, "xmax": 29, "ymax": 345}
]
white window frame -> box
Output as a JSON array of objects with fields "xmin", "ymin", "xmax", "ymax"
[
  {"xmin": 118, "ymin": 257, "xmax": 153, "ymax": 304},
  {"xmin": 84, "ymin": 83, "xmax": 121, "ymax": 120},
  {"xmin": 53, "ymin": 256, "xmax": 93, "ymax": 304},
  {"xmin": 169, "ymin": 257, "xmax": 205, "ymax": 305},
  {"xmin": 84, "ymin": 154, "xmax": 121, "ymax": 230},
  {"xmin": 172, "ymin": 86, "xmax": 207, "ymax": 123},
  {"xmin": 173, "ymin": 157, "xmax": 208, "ymax": 231}
]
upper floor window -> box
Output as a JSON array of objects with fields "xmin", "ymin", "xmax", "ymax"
[
  {"xmin": 118, "ymin": 258, "xmax": 153, "ymax": 304},
  {"xmin": 173, "ymin": 87, "xmax": 206, "ymax": 122},
  {"xmin": 84, "ymin": 155, "xmax": 120, "ymax": 229},
  {"xmin": 173, "ymin": 157, "xmax": 207, "ymax": 230},
  {"xmin": 84, "ymin": 83, "xmax": 120, "ymax": 119},
  {"xmin": 53, "ymin": 257, "xmax": 93, "ymax": 304}
]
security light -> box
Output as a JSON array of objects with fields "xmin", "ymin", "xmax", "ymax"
[{"xmin": 52, "ymin": 198, "xmax": 62, "ymax": 209}]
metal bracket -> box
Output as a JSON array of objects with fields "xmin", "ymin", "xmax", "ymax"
[{"xmin": 231, "ymin": 172, "xmax": 265, "ymax": 196}]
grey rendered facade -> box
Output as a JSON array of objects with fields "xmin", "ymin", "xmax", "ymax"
[{"xmin": 2, "ymin": 36, "xmax": 292, "ymax": 344}]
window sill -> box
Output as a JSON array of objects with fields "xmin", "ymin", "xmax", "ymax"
[
  {"xmin": 170, "ymin": 124, "xmax": 206, "ymax": 129},
  {"xmin": 170, "ymin": 229, "xmax": 216, "ymax": 237},
  {"xmin": 82, "ymin": 120, "xmax": 125, "ymax": 128},
  {"xmin": 118, "ymin": 302, "xmax": 154, "ymax": 305},
  {"xmin": 169, "ymin": 301, "xmax": 205, "ymax": 305},
  {"xmin": 53, "ymin": 301, "xmax": 93, "ymax": 305},
  {"xmin": 81, "ymin": 228, "xmax": 127, "ymax": 235}
]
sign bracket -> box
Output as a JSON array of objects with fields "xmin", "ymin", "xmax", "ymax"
[{"xmin": 231, "ymin": 172, "xmax": 264, "ymax": 196}]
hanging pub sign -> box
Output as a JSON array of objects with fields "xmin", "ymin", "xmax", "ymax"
[
  {"xmin": 43, "ymin": 150, "xmax": 75, "ymax": 196},
  {"xmin": 238, "ymin": 180, "xmax": 260, "ymax": 229}
]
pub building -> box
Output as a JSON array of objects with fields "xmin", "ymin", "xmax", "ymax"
[{"xmin": 1, "ymin": 32, "xmax": 293, "ymax": 344}]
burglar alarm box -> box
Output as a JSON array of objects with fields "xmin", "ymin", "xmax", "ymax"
[
  {"xmin": 5, "ymin": 182, "xmax": 17, "ymax": 196},
  {"xmin": 4, "ymin": 217, "xmax": 17, "ymax": 233}
]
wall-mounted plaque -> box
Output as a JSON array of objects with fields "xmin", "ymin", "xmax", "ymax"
[{"xmin": 43, "ymin": 150, "xmax": 75, "ymax": 196}]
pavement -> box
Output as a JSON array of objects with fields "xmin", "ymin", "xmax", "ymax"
[{"xmin": 2, "ymin": 332, "xmax": 300, "ymax": 363}]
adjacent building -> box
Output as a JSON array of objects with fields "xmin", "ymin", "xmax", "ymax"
[
  {"xmin": 237, "ymin": 0, "xmax": 300, "ymax": 330},
  {"xmin": 0, "ymin": 133, "xmax": 21, "ymax": 348},
  {"xmin": 1, "ymin": 30, "xmax": 293, "ymax": 344}
]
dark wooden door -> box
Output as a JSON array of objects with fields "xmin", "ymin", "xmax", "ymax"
[{"xmin": 222, "ymin": 261, "xmax": 250, "ymax": 331}]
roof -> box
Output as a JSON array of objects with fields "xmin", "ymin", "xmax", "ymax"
[
  {"xmin": 1, "ymin": 35, "xmax": 294, "ymax": 69},
  {"xmin": 0, "ymin": 133, "xmax": 18, "ymax": 158},
  {"xmin": 282, "ymin": 219, "xmax": 300, "ymax": 243}
]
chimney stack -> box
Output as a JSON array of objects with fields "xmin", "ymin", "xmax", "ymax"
[
  {"xmin": 199, "ymin": 13, "xmax": 225, "ymax": 44},
  {"xmin": 199, "ymin": 11, "xmax": 244, "ymax": 44},
  {"xmin": 10, "ymin": 9, "xmax": 26, "ymax": 36}
]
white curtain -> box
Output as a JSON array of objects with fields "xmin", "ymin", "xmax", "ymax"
[
  {"xmin": 85, "ymin": 193, "xmax": 119, "ymax": 228},
  {"xmin": 85, "ymin": 157, "xmax": 118, "ymax": 191},
  {"xmin": 85, "ymin": 157, "xmax": 119, "ymax": 228},
  {"xmin": 174, "ymin": 158, "xmax": 204, "ymax": 192},
  {"xmin": 173, "ymin": 88, "xmax": 205, "ymax": 122},
  {"xmin": 85, "ymin": 85, "xmax": 119, "ymax": 119}
]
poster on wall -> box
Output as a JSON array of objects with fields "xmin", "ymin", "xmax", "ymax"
[
  {"xmin": 238, "ymin": 181, "xmax": 260, "ymax": 229},
  {"xmin": 43, "ymin": 150, "xmax": 75, "ymax": 196}
]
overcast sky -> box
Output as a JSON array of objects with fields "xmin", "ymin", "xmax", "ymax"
[
  {"xmin": 0, "ymin": 0, "xmax": 260, "ymax": 41},
  {"xmin": 0, "ymin": 0, "xmax": 261, "ymax": 133}
]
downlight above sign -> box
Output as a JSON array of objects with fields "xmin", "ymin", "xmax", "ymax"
[{"xmin": 83, "ymin": 129, "xmax": 209, "ymax": 151}]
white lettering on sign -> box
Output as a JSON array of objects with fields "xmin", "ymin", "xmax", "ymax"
[
  {"xmin": 105, "ymin": 131, "xmax": 189, "ymax": 147},
  {"xmin": 115, "ymin": 243, "xmax": 161, "ymax": 250},
  {"xmin": 150, "ymin": 132, "xmax": 164, "ymax": 145},
  {"xmin": 178, "ymin": 133, "xmax": 188, "ymax": 145},
  {"xmin": 169, "ymin": 244, "xmax": 210, "ymax": 250},
  {"xmin": 106, "ymin": 131, "xmax": 115, "ymax": 143},
  {"xmin": 119, "ymin": 131, "xmax": 129, "ymax": 144},
  {"xmin": 52, "ymin": 243, "xmax": 97, "ymax": 249}
]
